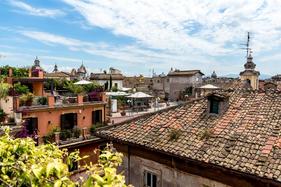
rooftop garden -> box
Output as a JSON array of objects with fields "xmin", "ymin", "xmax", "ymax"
[{"xmin": 0, "ymin": 65, "xmax": 29, "ymax": 78}]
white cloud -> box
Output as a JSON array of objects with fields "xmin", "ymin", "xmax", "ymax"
[
  {"xmin": 62, "ymin": 0, "xmax": 281, "ymax": 55},
  {"xmin": 10, "ymin": 0, "xmax": 64, "ymax": 17},
  {"xmin": 20, "ymin": 30, "xmax": 234, "ymax": 76}
]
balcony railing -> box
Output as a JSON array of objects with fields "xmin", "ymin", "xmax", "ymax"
[
  {"xmin": 42, "ymin": 123, "xmax": 106, "ymax": 146},
  {"xmin": 16, "ymin": 93, "xmax": 106, "ymax": 111}
]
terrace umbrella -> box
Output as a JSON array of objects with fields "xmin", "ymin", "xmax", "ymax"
[{"xmin": 74, "ymin": 80, "xmax": 92, "ymax": 85}]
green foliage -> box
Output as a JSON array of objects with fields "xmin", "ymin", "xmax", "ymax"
[
  {"xmin": 14, "ymin": 82, "xmax": 30, "ymax": 95},
  {"xmin": 0, "ymin": 66, "xmax": 29, "ymax": 78},
  {"xmin": 111, "ymin": 86, "xmax": 118, "ymax": 92},
  {"xmin": 0, "ymin": 82, "xmax": 10, "ymax": 99},
  {"xmin": 19, "ymin": 93, "xmax": 34, "ymax": 106},
  {"xmin": 0, "ymin": 128, "xmax": 74, "ymax": 186},
  {"xmin": 83, "ymin": 82, "xmax": 101, "ymax": 93},
  {"xmin": 64, "ymin": 82, "xmax": 84, "ymax": 95},
  {"xmin": 0, "ymin": 109, "xmax": 6, "ymax": 122},
  {"xmin": 72, "ymin": 127, "xmax": 81, "ymax": 138},
  {"xmin": 43, "ymin": 128, "xmax": 60, "ymax": 144},
  {"xmin": 104, "ymin": 81, "xmax": 109, "ymax": 91},
  {"xmin": 90, "ymin": 123, "xmax": 105, "ymax": 135},
  {"xmin": 0, "ymin": 128, "xmax": 130, "ymax": 187},
  {"xmin": 37, "ymin": 96, "xmax": 48, "ymax": 105},
  {"xmin": 109, "ymin": 75, "xmax": 113, "ymax": 90},
  {"xmin": 169, "ymin": 129, "xmax": 182, "ymax": 141},
  {"xmin": 82, "ymin": 146, "xmax": 129, "ymax": 187},
  {"xmin": 60, "ymin": 129, "xmax": 72, "ymax": 141}
]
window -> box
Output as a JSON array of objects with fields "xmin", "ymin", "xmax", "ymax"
[
  {"xmin": 144, "ymin": 171, "xmax": 157, "ymax": 187},
  {"xmin": 61, "ymin": 113, "xmax": 77, "ymax": 130},
  {"xmin": 210, "ymin": 99, "xmax": 219, "ymax": 114},
  {"xmin": 25, "ymin": 117, "xmax": 38, "ymax": 135},
  {"xmin": 114, "ymin": 83, "xmax": 118, "ymax": 88},
  {"xmin": 92, "ymin": 110, "xmax": 103, "ymax": 124}
]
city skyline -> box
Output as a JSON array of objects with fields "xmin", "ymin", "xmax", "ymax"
[{"xmin": 1, "ymin": 0, "xmax": 281, "ymax": 77}]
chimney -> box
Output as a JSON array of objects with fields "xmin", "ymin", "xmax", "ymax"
[
  {"xmin": 77, "ymin": 95, "xmax": 83, "ymax": 104},
  {"xmin": 47, "ymin": 95, "xmax": 55, "ymax": 107},
  {"xmin": 28, "ymin": 68, "xmax": 32, "ymax": 77}
]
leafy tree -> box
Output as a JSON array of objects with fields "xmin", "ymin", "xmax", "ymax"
[
  {"xmin": 13, "ymin": 82, "xmax": 30, "ymax": 95},
  {"xmin": 64, "ymin": 82, "xmax": 84, "ymax": 95},
  {"xmin": 0, "ymin": 66, "xmax": 29, "ymax": 78},
  {"xmin": 104, "ymin": 81, "xmax": 109, "ymax": 91},
  {"xmin": 0, "ymin": 128, "xmax": 131, "ymax": 187},
  {"xmin": 0, "ymin": 81, "xmax": 11, "ymax": 99},
  {"xmin": 83, "ymin": 82, "xmax": 102, "ymax": 93}
]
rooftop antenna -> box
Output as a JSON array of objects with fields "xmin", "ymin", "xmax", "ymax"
[{"xmin": 240, "ymin": 32, "xmax": 251, "ymax": 57}]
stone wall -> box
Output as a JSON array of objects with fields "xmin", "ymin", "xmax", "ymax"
[{"xmin": 122, "ymin": 154, "xmax": 230, "ymax": 187}]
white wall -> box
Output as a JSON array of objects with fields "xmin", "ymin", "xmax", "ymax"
[{"xmin": 96, "ymin": 80, "xmax": 123, "ymax": 89}]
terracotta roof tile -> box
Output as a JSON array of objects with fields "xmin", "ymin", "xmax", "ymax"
[{"xmin": 97, "ymin": 89, "xmax": 281, "ymax": 183}]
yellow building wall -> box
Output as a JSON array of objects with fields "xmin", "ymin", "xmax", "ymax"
[{"xmin": 240, "ymin": 75, "xmax": 259, "ymax": 90}]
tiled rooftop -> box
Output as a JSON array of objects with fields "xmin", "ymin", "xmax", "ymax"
[{"xmin": 97, "ymin": 89, "xmax": 281, "ymax": 183}]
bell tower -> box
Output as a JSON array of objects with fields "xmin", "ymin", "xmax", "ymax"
[
  {"xmin": 239, "ymin": 32, "xmax": 260, "ymax": 90},
  {"xmin": 240, "ymin": 51, "xmax": 260, "ymax": 90}
]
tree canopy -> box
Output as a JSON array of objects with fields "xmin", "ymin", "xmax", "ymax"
[{"xmin": 0, "ymin": 128, "xmax": 130, "ymax": 187}]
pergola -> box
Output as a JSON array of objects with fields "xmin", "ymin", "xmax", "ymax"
[{"xmin": 126, "ymin": 92, "xmax": 153, "ymax": 111}]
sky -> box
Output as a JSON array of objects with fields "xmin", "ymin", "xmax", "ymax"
[{"xmin": 1, "ymin": 0, "xmax": 281, "ymax": 77}]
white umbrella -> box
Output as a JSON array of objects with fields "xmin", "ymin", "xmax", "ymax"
[
  {"xmin": 74, "ymin": 80, "xmax": 92, "ymax": 85},
  {"xmin": 127, "ymin": 92, "xmax": 153, "ymax": 98},
  {"xmin": 199, "ymin": 84, "xmax": 219, "ymax": 89},
  {"xmin": 106, "ymin": 91, "xmax": 130, "ymax": 96}
]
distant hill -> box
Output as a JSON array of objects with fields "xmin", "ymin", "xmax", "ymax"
[{"xmin": 223, "ymin": 74, "xmax": 272, "ymax": 80}]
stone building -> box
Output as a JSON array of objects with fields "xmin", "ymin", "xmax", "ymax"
[
  {"xmin": 167, "ymin": 69, "xmax": 204, "ymax": 101},
  {"xmin": 90, "ymin": 67, "xmax": 124, "ymax": 89},
  {"xmin": 123, "ymin": 75, "xmax": 153, "ymax": 93},
  {"xmin": 97, "ymin": 89, "xmax": 281, "ymax": 187},
  {"xmin": 45, "ymin": 64, "xmax": 73, "ymax": 80}
]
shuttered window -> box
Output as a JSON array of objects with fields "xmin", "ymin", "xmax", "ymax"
[{"xmin": 210, "ymin": 100, "xmax": 219, "ymax": 114}]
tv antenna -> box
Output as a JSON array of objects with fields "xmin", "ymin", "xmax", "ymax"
[{"xmin": 240, "ymin": 32, "xmax": 251, "ymax": 57}]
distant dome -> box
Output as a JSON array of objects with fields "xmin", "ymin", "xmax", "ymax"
[{"xmin": 211, "ymin": 71, "xmax": 217, "ymax": 79}]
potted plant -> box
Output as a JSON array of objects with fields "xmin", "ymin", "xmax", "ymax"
[
  {"xmin": 37, "ymin": 96, "xmax": 47, "ymax": 105},
  {"xmin": 120, "ymin": 110, "xmax": 126, "ymax": 116},
  {"xmin": 20, "ymin": 93, "xmax": 34, "ymax": 106},
  {"xmin": 72, "ymin": 127, "xmax": 81, "ymax": 138}
]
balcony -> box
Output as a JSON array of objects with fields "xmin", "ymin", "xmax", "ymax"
[
  {"xmin": 41, "ymin": 123, "xmax": 106, "ymax": 146},
  {"xmin": 15, "ymin": 94, "xmax": 106, "ymax": 112}
]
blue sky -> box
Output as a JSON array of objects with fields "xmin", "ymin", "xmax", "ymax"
[{"xmin": 1, "ymin": 0, "xmax": 281, "ymax": 77}]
